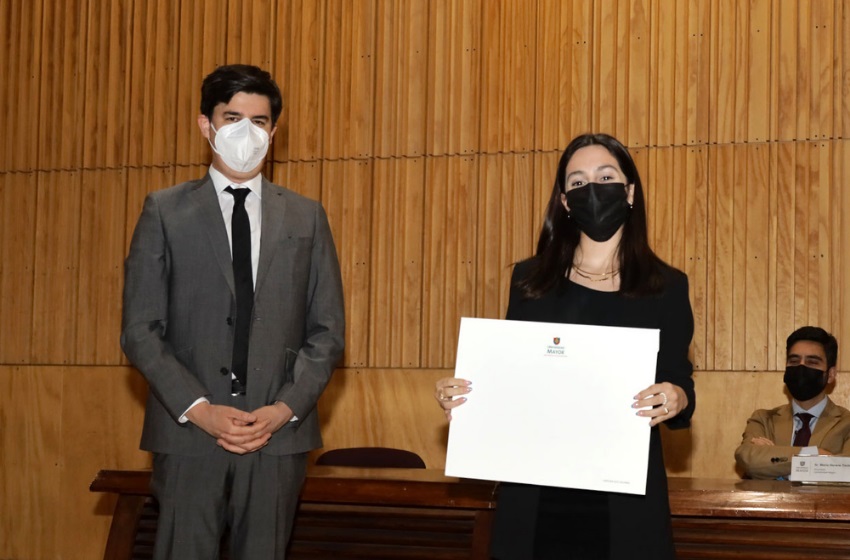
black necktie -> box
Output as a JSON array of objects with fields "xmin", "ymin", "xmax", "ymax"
[
  {"xmin": 225, "ymin": 186, "xmax": 253, "ymax": 395},
  {"xmin": 793, "ymin": 412, "xmax": 814, "ymax": 446}
]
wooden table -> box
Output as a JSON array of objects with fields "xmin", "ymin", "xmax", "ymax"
[
  {"xmin": 668, "ymin": 477, "xmax": 850, "ymax": 559},
  {"xmin": 91, "ymin": 471, "xmax": 850, "ymax": 559}
]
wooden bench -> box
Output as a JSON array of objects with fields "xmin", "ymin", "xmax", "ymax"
[
  {"xmin": 92, "ymin": 471, "xmax": 850, "ymax": 559},
  {"xmin": 90, "ymin": 467, "xmax": 498, "ymax": 560}
]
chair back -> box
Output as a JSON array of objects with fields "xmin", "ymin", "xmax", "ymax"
[{"xmin": 315, "ymin": 447, "xmax": 426, "ymax": 469}]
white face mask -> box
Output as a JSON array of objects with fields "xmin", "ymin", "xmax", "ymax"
[{"xmin": 208, "ymin": 118, "xmax": 270, "ymax": 173}]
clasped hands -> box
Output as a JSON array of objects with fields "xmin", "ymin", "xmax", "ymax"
[
  {"xmin": 435, "ymin": 377, "xmax": 687, "ymax": 427},
  {"xmin": 186, "ymin": 401, "xmax": 294, "ymax": 454}
]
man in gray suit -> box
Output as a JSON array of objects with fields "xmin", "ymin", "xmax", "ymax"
[{"xmin": 121, "ymin": 64, "xmax": 345, "ymax": 559}]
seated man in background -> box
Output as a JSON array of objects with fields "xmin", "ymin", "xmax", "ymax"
[{"xmin": 735, "ymin": 326, "xmax": 850, "ymax": 479}]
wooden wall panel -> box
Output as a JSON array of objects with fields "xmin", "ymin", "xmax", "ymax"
[
  {"xmin": 322, "ymin": 159, "xmax": 374, "ymax": 367},
  {"xmin": 38, "ymin": 0, "xmax": 87, "ymax": 171},
  {"xmin": 625, "ymin": 0, "xmax": 650, "ymax": 146},
  {"xmin": 75, "ymin": 170, "xmax": 127, "ymax": 364},
  {"xmin": 369, "ymin": 158, "xmax": 425, "ymax": 367},
  {"xmin": 373, "ymin": 0, "xmax": 428, "ymax": 158},
  {"xmin": 57, "ymin": 367, "xmax": 150, "ymax": 557},
  {"xmin": 681, "ymin": 147, "xmax": 709, "ymax": 371},
  {"xmin": 126, "ymin": 0, "xmax": 181, "ymax": 168},
  {"xmin": 31, "ymin": 171, "xmax": 82, "ymax": 363},
  {"xmin": 0, "ymin": 0, "xmax": 43, "ymax": 172},
  {"xmin": 0, "ymin": 172, "xmax": 38, "ymax": 364},
  {"xmin": 479, "ymin": 0, "xmax": 536, "ymax": 153},
  {"xmin": 0, "ymin": 366, "xmax": 64, "ymax": 559},
  {"xmin": 809, "ymin": 0, "xmax": 834, "ymax": 141},
  {"xmin": 175, "ymin": 0, "xmax": 228, "ymax": 166},
  {"xmin": 425, "ymin": 0, "xmax": 481, "ymax": 156},
  {"xmin": 273, "ymin": 0, "xmax": 326, "ymax": 163},
  {"xmin": 225, "ymin": 0, "xmax": 276, "ymax": 67},
  {"xmin": 322, "ymin": 0, "xmax": 376, "ymax": 160},
  {"xmin": 534, "ymin": 1, "xmax": 566, "ymax": 151},
  {"xmin": 82, "ymin": 0, "xmax": 132, "ymax": 170},
  {"xmin": 476, "ymin": 153, "xmax": 535, "ymax": 319},
  {"xmin": 746, "ymin": 0, "xmax": 771, "ymax": 142},
  {"xmin": 773, "ymin": 142, "xmax": 797, "ymax": 368},
  {"xmin": 421, "ymin": 156, "xmax": 479, "ymax": 367},
  {"xmin": 270, "ymin": 160, "xmax": 323, "ymax": 202}
]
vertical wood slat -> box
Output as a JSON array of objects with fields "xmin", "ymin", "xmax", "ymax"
[
  {"xmin": 0, "ymin": 172, "xmax": 38, "ymax": 363},
  {"xmin": 809, "ymin": 0, "xmax": 833, "ymax": 141},
  {"xmin": 83, "ymin": 0, "xmax": 132, "ymax": 170},
  {"xmin": 476, "ymin": 153, "xmax": 534, "ymax": 321},
  {"xmin": 744, "ymin": 144, "xmax": 769, "ymax": 370},
  {"xmin": 684, "ymin": 147, "xmax": 708, "ymax": 371},
  {"xmin": 175, "ymin": 0, "xmax": 227, "ymax": 167},
  {"xmin": 369, "ymin": 158, "xmax": 425, "ymax": 368},
  {"xmin": 479, "ymin": 0, "xmax": 535, "ymax": 154},
  {"xmin": 373, "ymin": 0, "xmax": 428, "ymax": 158},
  {"xmin": 534, "ymin": 0, "xmax": 564, "ymax": 151},
  {"xmin": 425, "ymin": 0, "xmax": 481, "ymax": 156},
  {"xmin": 421, "ymin": 156, "xmax": 479, "ymax": 367},
  {"xmin": 75, "ymin": 170, "xmax": 127, "ymax": 365},
  {"xmin": 322, "ymin": 0, "xmax": 376, "ymax": 160},
  {"xmin": 273, "ymin": 0, "xmax": 326, "ymax": 163},
  {"xmin": 322, "ymin": 160, "xmax": 374, "ymax": 367},
  {"xmin": 31, "ymin": 171, "xmax": 82, "ymax": 363},
  {"xmin": 225, "ymin": 0, "xmax": 275, "ymax": 69},
  {"xmin": 38, "ymin": 0, "xmax": 86, "ymax": 171},
  {"xmin": 1, "ymin": 0, "xmax": 44, "ymax": 172},
  {"xmin": 626, "ymin": 0, "xmax": 650, "ymax": 146},
  {"xmin": 569, "ymin": 0, "xmax": 593, "ymax": 137}
]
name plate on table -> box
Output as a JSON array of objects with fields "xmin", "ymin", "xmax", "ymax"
[
  {"xmin": 445, "ymin": 317, "xmax": 659, "ymax": 496},
  {"xmin": 790, "ymin": 455, "xmax": 850, "ymax": 484}
]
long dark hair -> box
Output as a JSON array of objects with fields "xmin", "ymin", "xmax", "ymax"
[{"xmin": 517, "ymin": 133, "xmax": 668, "ymax": 298}]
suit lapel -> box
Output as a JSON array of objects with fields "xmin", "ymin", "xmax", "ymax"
[
  {"xmin": 775, "ymin": 405, "xmax": 795, "ymax": 445},
  {"xmin": 256, "ymin": 179, "xmax": 286, "ymax": 294},
  {"xmin": 811, "ymin": 398, "xmax": 839, "ymax": 446},
  {"xmin": 189, "ymin": 176, "xmax": 235, "ymax": 296}
]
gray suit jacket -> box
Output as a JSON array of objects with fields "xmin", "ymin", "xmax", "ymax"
[
  {"xmin": 121, "ymin": 175, "xmax": 345, "ymax": 457},
  {"xmin": 734, "ymin": 397, "xmax": 850, "ymax": 479}
]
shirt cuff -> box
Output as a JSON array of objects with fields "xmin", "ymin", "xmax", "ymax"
[{"xmin": 179, "ymin": 397, "xmax": 210, "ymax": 423}]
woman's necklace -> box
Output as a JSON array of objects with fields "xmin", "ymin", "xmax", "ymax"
[{"xmin": 572, "ymin": 264, "xmax": 620, "ymax": 282}]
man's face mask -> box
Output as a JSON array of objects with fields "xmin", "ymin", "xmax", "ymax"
[
  {"xmin": 208, "ymin": 118, "xmax": 270, "ymax": 173},
  {"xmin": 564, "ymin": 182, "xmax": 630, "ymax": 242},
  {"xmin": 783, "ymin": 364, "xmax": 828, "ymax": 402}
]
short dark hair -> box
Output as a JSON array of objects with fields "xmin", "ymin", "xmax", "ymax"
[
  {"xmin": 786, "ymin": 326, "xmax": 838, "ymax": 369},
  {"xmin": 517, "ymin": 133, "xmax": 668, "ymax": 299},
  {"xmin": 200, "ymin": 64, "xmax": 282, "ymax": 123}
]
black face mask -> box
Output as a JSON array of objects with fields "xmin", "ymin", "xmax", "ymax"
[
  {"xmin": 784, "ymin": 364, "xmax": 828, "ymax": 402},
  {"xmin": 565, "ymin": 182, "xmax": 630, "ymax": 242}
]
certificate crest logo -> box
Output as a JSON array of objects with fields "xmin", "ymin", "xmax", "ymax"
[
  {"xmin": 545, "ymin": 337, "xmax": 565, "ymax": 356},
  {"xmin": 800, "ymin": 461, "xmax": 806, "ymax": 467}
]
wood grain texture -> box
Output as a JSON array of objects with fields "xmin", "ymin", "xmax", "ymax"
[{"xmin": 3, "ymin": 1, "xmax": 850, "ymax": 558}]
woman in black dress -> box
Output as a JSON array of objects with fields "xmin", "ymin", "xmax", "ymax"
[{"xmin": 435, "ymin": 133, "xmax": 695, "ymax": 560}]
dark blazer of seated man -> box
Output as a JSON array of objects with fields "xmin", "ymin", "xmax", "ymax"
[{"xmin": 735, "ymin": 326, "xmax": 850, "ymax": 480}]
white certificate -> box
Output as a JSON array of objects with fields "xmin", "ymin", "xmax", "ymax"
[{"xmin": 445, "ymin": 317, "xmax": 659, "ymax": 495}]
